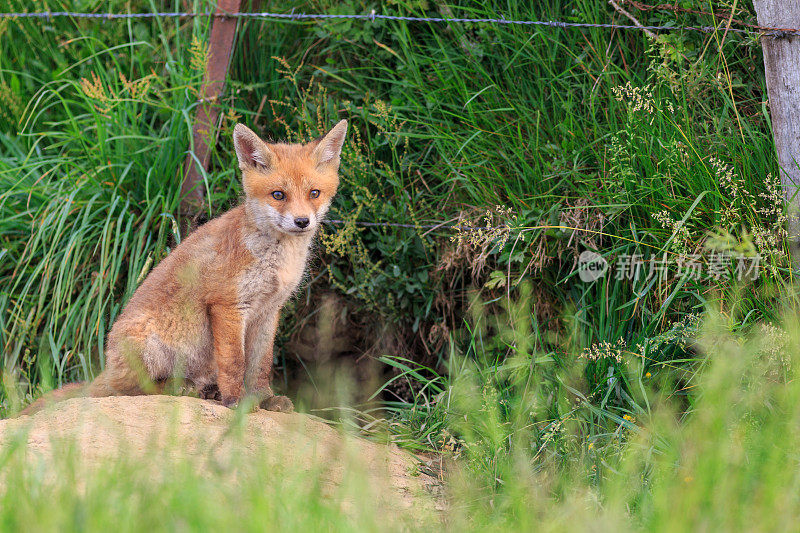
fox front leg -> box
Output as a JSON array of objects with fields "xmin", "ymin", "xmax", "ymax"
[
  {"xmin": 247, "ymin": 310, "xmax": 294, "ymax": 413},
  {"xmin": 209, "ymin": 305, "xmax": 246, "ymax": 408},
  {"xmin": 252, "ymin": 310, "xmax": 279, "ymax": 394}
]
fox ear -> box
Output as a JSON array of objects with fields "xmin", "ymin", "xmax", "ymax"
[
  {"xmin": 233, "ymin": 123, "xmax": 274, "ymax": 171},
  {"xmin": 311, "ymin": 119, "xmax": 348, "ymax": 168}
]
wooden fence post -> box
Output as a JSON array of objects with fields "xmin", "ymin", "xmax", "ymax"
[
  {"xmin": 180, "ymin": 0, "xmax": 242, "ymax": 227},
  {"xmin": 753, "ymin": 1, "xmax": 800, "ymax": 260}
]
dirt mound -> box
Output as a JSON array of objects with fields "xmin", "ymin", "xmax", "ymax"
[{"xmin": 1, "ymin": 396, "xmax": 440, "ymax": 513}]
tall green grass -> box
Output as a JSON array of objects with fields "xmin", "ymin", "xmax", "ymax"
[{"xmin": 1, "ymin": 0, "xmax": 790, "ymax": 397}]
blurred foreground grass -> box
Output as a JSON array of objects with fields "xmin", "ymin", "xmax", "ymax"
[{"xmin": 3, "ymin": 308, "xmax": 800, "ymax": 531}]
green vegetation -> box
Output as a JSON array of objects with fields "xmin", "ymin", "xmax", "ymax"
[
  {"xmin": 1, "ymin": 0, "xmax": 798, "ymax": 530},
  {"xmin": 4, "ymin": 314, "xmax": 800, "ymax": 531}
]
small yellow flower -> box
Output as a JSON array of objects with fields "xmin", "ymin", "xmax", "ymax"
[
  {"xmin": 588, "ymin": 442, "xmax": 594, "ymax": 450},
  {"xmin": 684, "ymin": 476, "xmax": 694, "ymax": 483},
  {"xmin": 623, "ymin": 414, "xmax": 635, "ymax": 422},
  {"xmin": 645, "ymin": 372, "xmax": 652, "ymax": 378}
]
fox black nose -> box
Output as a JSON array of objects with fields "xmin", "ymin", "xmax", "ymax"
[{"xmin": 294, "ymin": 217, "xmax": 310, "ymax": 229}]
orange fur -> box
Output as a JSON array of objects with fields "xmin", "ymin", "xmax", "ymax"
[{"xmin": 19, "ymin": 120, "xmax": 348, "ymax": 415}]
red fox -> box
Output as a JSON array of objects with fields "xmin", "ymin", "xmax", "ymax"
[{"xmin": 20, "ymin": 119, "xmax": 348, "ymax": 415}]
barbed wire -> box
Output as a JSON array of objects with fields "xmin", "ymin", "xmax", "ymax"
[
  {"xmin": 324, "ymin": 219, "xmax": 498, "ymax": 233},
  {"xmin": 0, "ymin": 9, "xmax": 792, "ymax": 36},
  {"xmin": 326, "ymin": 219, "xmax": 448, "ymax": 229}
]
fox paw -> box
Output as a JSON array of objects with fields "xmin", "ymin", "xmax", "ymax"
[
  {"xmin": 199, "ymin": 383, "xmax": 221, "ymax": 402},
  {"xmin": 261, "ymin": 395, "xmax": 294, "ymax": 413},
  {"xmin": 220, "ymin": 396, "xmax": 239, "ymax": 409}
]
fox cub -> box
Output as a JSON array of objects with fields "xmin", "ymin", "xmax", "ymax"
[{"xmin": 21, "ymin": 120, "xmax": 348, "ymax": 415}]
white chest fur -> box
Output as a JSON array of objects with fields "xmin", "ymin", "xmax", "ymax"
[{"xmin": 237, "ymin": 231, "xmax": 312, "ymax": 314}]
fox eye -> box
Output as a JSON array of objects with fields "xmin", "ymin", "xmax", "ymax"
[
  {"xmin": 309, "ymin": 189, "xmax": 320, "ymax": 199},
  {"xmin": 271, "ymin": 191, "xmax": 285, "ymax": 201}
]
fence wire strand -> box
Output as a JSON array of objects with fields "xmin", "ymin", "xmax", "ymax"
[
  {"xmin": 323, "ymin": 219, "xmax": 494, "ymax": 232},
  {"xmin": 0, "ymin": 9, "xmax": 793, "ymax": 36}
]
